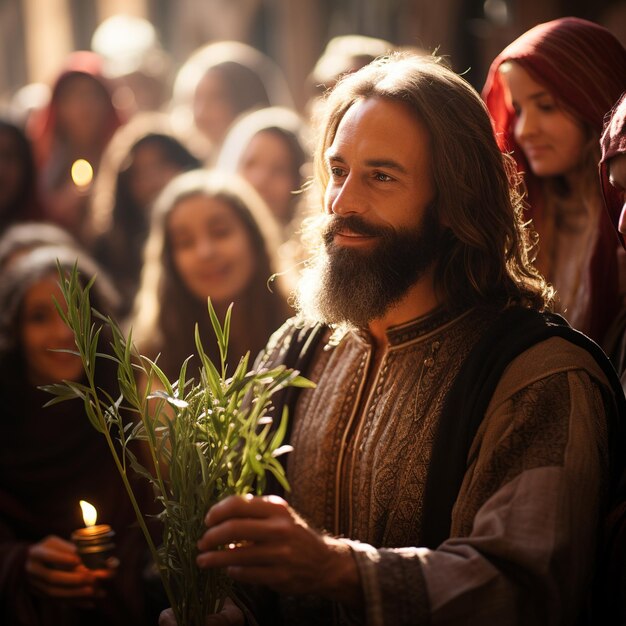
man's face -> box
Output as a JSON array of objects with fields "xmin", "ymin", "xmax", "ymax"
[
  {"xmin": 323, "ymin": 96, "xmax": 436, "ymax": 245},
  {"xmin": 295, "ymin": 96, "xmax": 441, "ymax": 328}
]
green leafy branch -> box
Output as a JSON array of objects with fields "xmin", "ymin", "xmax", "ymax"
[{"xmin": 43, "ymin": 264, "xmax": 314, "ymax": 625}]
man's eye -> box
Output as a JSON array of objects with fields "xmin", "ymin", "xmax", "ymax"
[
  {"xmin": 374, "ymin": 172, "xmax": 392, "ymax": 182},
  {"xmin": 330, "ymin": 167, "xmax": 345, "ymax": 177}
]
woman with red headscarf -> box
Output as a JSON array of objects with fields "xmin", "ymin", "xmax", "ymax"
[
  {"xmin": 28, "ymin": 51, "xmax": 123, "ymax": 243},
  {"xmin": 483, "ymin": 17, "xmax": 626, "ymax": 344}
]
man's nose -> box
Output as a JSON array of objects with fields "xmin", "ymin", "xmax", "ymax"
[{"xmin": 327, "ymin": 173, "xmax": 365, "ymax": 216}]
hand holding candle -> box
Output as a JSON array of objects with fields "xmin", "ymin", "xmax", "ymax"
[
  {"xmin": 71, "ymin": 500, "xmax": 116, "ymax": 570},
  {"xmin": 25, "ymin": 535, "xmax": 100, "ymax": 599}
]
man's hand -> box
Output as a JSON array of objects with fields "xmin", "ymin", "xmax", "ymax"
[
  {"xmin": 25, "ymin": 535, "xmax": 114, "ymax": 599},
  {"xmin": 159, "ymin": 598, "xmax": 244, "ymax": 625},
  {"xmin": 196, "ymin": 494, "xmax": 363, "ymax": 608}
]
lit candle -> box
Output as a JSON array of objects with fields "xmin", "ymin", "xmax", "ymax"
[{"xmin": 71, "ymin": 500, "xmax": 115, "ymax": 569}]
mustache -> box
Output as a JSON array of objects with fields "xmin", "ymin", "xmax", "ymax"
[{"xmin": 322, "ymin": 215, "xmax": 390, "ymax": 245}]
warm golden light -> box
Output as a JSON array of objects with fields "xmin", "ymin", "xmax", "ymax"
[
  {"xmin": 71, "ymin": 159, "xmax": 93, "ymax": 188},
  {"xmin": 79, "ymin": 500, "xmax": 97, "ymax": 527}
]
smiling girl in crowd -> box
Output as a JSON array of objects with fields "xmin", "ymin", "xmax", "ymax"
[
  {"xmin": 483, "ymin": 17, "xmax": 626, "ymax": 344},
  {"xmin": 131, "ymin": 169, "xmax": 292, "ymax": 381}
]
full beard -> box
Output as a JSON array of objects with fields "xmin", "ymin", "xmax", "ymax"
[{"xmin": 294, "ymin": 211, "xmax": 441, "ymax": 328}]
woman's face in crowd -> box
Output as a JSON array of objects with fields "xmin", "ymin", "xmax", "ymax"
[
  {"xmin": 55, "ymin": 74, "xmax": 111, "ymax": 146},
  {"xmin": 19, "ymin": 275, "xmax": 83, "ymax": 385},
  {"xmin": 128, "ymin": 142, "xmax": 186, "ymax": 210},
  {"xmin": 168, "ymin": 194, "xmax": 256, "ymax": 305},
  {"xmin": 0, "ymin": 128, "xmax": 25, "ymax": 212},
  {"xmin": 501, "ymin": 63, "xmax": 587, "ymax": 182},
  {"xmin": 193, "ymin": 69, "xmax": 236, "ymax": 145},
  {"xmin": 238, "ymin": 130, "xmax": 298, "ymax": 224}
]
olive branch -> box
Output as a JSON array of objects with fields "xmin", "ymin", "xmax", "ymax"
[{"xmin": 43, "ymin": 264, "xmax": 313, "ymax": 625}]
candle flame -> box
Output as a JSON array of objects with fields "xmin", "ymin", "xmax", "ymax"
[
  {"xmin": 71, "ymin": 159, "xmax": 93, "ymax": 188},
  {"xmin": 79, "ymin": 500, "xmax": 97, "ymax": 527}
]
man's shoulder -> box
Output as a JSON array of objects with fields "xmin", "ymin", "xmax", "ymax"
[
  {"xmin": 475, "ymin": 305, "xmax": 617, "ymax": 405},
  {"xmin": 492, "ymin": 335, "xmax": 612, "ymax": 406}
]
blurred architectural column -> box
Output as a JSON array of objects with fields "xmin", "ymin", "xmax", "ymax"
[
  {"xmin": 0, "ymin": 0, "xmax": 27, "ymax": 100},
  {"xmin": 399, "ymin": 0, "xmax": 464, "ymax": 58},
  {"xmin": 165, "ymin": 0, "xmax": 262, "ymax": 63},
  {"xmin": 96, "ymin": 0, "xmax": 147, "ymax": 21},
  {"xmin": 273, "ymin": 0, "xmax": 324, "ymax": 112},
  {"xmin": 23, "ymin": 0, "xmax": 73, "ymax": 83}
]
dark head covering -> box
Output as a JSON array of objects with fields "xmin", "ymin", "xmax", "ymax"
[{"xmin": 600, "ymin": 92, "xmax": 626, "ymax": 248}]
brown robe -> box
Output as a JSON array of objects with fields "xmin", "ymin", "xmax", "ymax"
[{"xmin": 247, "ymin": 306, "xmax": 612, "ymax": 625}]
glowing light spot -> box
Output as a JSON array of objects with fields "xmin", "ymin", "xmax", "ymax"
[{"xmin": 71, "ymin": 159, "xmax": 94, "ymax": 188}]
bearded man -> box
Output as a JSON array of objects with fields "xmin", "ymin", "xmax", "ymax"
[{"xmin": 161, "ymin": 53, "xmax": 623, "ymax": 626}]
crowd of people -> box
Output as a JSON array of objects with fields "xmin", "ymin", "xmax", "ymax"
[{"xmin": 0, "ymin": 13, "xmax": 625, "ymax": 626}]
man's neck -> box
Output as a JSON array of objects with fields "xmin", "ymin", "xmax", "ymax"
[{"xmin": 367, "ymin": 270, "xmax": 439, "ymax": 350}]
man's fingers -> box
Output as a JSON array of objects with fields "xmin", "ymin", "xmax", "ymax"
[
  {"xmin": 159, "ymin": 599, "xmax": 244, "ymax": 626},
  {"xmin": 159, "ymin": 608, "xmax": 176, "ymax": 626},
  {"xmin": 205, "ymin": 494, "xmax": 288, "ymax": 527},
  {"xmin": 198, "ymin": 516, "xmax": 291, "ymax": 551},
  {"xmin": 205, "ymin": 607, "xmax": 245, "ymax": 625},
  {"xmin": 197, "ymin": 543, "xmax": 288, "ymax": 569},
  {"xmin": 216, "ymin": 598, "xmax": 245, "ymax": 626}
]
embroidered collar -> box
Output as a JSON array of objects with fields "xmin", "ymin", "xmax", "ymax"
[
  {"xmin": 328, "ymin": 306, "xmax": 472, "ymax": 348},
  {"xmin": 385, "ymin": 306, "xmax": 471, "ymax": 346}
]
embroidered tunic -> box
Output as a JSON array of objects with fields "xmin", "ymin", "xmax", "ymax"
[{"xmin": 252, "ymin": 307, "xmax": 611, "ymax": 625}]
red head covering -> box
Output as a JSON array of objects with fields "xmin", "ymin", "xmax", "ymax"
[
  {"xmin": 600, "ymin": 92, "xmax": 626, "ymax": 248},
  {"xmin": 28, "ymin": 51, "xmax": 123, "ymax": 168},
  {"xmin": 482, "ymin": 17, "xmax": 626, "ymax": 343}
]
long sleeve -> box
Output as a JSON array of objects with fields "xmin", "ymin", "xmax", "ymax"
[{"xmin": 347, "ymin": 338, "xmax": 611, "ymax": 626}]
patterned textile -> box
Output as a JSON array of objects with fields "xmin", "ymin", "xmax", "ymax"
[{"xmin": 249, "ymin": 309, "xmax": 613, "ymax": 625}]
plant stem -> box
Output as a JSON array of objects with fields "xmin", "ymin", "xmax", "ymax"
[{"xmin": 89, "ymin": 393, "xmax": 183, "ymax": 626}]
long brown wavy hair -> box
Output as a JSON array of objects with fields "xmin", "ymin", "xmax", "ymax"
[
  {"xmin": 311, "ymin": 53, "xmax": 553, "ymax": 312},
  {"xmin": 131, "ymin": 169, "xmax": 292, "ymax": 380}
]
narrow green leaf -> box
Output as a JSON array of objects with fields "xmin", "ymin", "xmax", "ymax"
[{"xmin": 269, "ymin": 406, "xmax": 290, "ymax": 452}]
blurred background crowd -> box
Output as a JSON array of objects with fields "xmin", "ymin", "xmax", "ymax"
[{"xmin": 1, "ymin": 0, "xmax": 624, "ymax": 113}]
